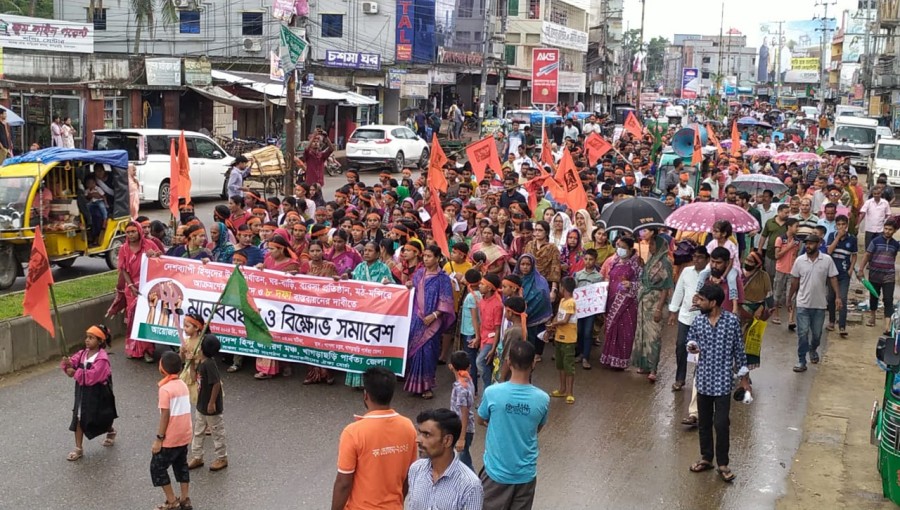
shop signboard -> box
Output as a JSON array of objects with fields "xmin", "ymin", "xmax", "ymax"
[
  {"xmin": 145, "ymin": 58, "xmax": 182, "ymax": 86},
  {"xmin": 0, "ymin": 14, "xmax": 94, "ymax": 54},
  {"xmin": 531, "ymin": 48, "xmax": 559, "ymax": 105},
  {"xmin": 400, "ymin": 73, "xmax": 430, "ymax": 99},
  {"xmin": 183, "ymin": 57, "xmax": 212, "ymax": 86},
  {"xmin": 681, "ymin": 68, "xmax": 699, "ymax": 99},
  {"xmin": 540, "ymin": 21, "xmax": 588, "ymax": 52},
  {"xmin": 324, "ymin": 51, "xmax": 381, "ymax": 71}
]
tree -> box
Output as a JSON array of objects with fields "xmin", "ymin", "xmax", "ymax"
[
  {"xmin": 646, "ymin": 36, "xmax": 669, "ymax": 86},
  {"xmin": 131, "ymin": 0, "xmax": 176, "ymax": 54},
  {"xmin": 1, "ymin": 0, "xmax": 52, "ymax": 17}
]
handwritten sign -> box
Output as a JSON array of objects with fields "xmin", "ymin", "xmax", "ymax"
[
  {"xmin": 132, "ymin": 256, "xmax": 414, "ymax": 376},
  {"xmin": 573, "ymin": 282, "xmax": 608, "ymax": 318}
]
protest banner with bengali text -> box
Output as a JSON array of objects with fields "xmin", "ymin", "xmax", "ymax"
[
  {"xmin": 573, "ymin": 282, "xmax": 608, "ymax": 318},
  {"xmin": 131, "ymin": 256, "xmax": 414, "ymax": 376}
]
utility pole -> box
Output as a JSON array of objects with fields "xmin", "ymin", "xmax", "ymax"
[
  {"xmin": 716, "ymin": 1, "xmax": 724, "ymax": 117},
  {"xmin": 815, "ymin": 0, "xmax": 836, "ymax": 113},
  {"xmin": 635, "ymin": 0, "xmax": 646, "ymax": 110},
  {"xmin": 862, "ymin": 0, "xmax": 873, "ymax": 109},
  {"xmin": 284, "ymin": 15, "xmax": 300, "ymax": 195},
  {"xmin": 478, "ymin": 0, "xmax": 494, "ymax": 118},
  {"xmin": 774, "ymin": 21, "xmax": 784, "ymax": 103}
]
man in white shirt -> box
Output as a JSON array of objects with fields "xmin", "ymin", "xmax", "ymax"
[
  {"xmin": 563, "ymin": 119, "xmax": 580, "ymax": 142},
  {"xmin": 582, "ymin": 116, "xmax": 598, "ymax": 136},
  {"xmin": 859, "ymin": 184, "xmax": 893, "ymax": 248},
  {"xmin": 512, "ymin": 145, "xmax": 530, "ymax": 177},
  {"xmin": 668, "ymin": 246, "xmax": 709, "ymax": 392}
]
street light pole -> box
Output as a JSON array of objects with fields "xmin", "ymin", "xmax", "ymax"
[{"xmin": 635, "ymin": 0, "xmax": 646, "ymax": 110}]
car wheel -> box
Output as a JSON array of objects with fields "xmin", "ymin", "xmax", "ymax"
[
  {"xmin": 394, "ymin": 151, "xmax": 405, "ymax": 172},
  {"xmin": 158, "ymin": 180, "xmax": 171, "ymax": 209},
  {"xmin": 419, "ymin": 148, "xmax": 430, "ymax": 167},
  {"xmin": 0, "ymin": 246, "xmax": 17, "ymax": 290},
  {"xmin": 106, "ymin": 238, "xmax": 123, "ymax": 270}
]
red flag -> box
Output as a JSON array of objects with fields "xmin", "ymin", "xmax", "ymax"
[
  {"xmin": 706, "ymin": 123, "xmax": 723, "ymax": 154},
  {"xmin": 555, "ymin": 149, "xmax": 588, "ymax": 212},
  {"xmin": 624, "ymin": 111, "xmax": 643, "ymax": 139},
  {"xmin": 178, "ymin": 130, "xmax": 192, "ymax": 206},
  {"xmin": 22, "ymin": 227, "xmax": 55, "ymax": 337},
  {"xmin": 540, "ymin": 126, "xmax": 556, "ymax": 174},
  {"xmin": 428, "ymin": 189, "xmax": 450, "ymax": 257},
  {"xmin": 464, "ymin": 136, "xmax": 501, "ymax": 182},
  {"xmin": 691, "ymin": 126, "xmax": 703, "ymax": 167},
  {"xmin": 428, "ymin": 133, "xmax": 448, "ymax": 193},
  {"xmin": 168, "ymin": 139, "xmax": 180, "ymax": 219},
  {"xmin": 731, "ymin": 121, "xmax": 741, "ymax": 157},
  {"xmin": 584, "ymin": 133, "xmax": 612, "ymax": 166},
  {"xmin": 524, "ymin": 175, "xmax": 548, "ymax": 213}
]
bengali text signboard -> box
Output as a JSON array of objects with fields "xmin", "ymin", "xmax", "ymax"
[
  {"xmin": 132, "ymin": 256, "xmax": 414, "ymax": 375},
  {"xmin": 324, "ymin": 50, "xmax": 381, "ymax": 70},
  {"xmin": 0, "ymin": 14, "xmax": 93, "ymax": 53}
]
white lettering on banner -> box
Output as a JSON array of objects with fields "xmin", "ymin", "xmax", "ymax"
[
  {"xmin": 558, "ymin": 71, "xmax": 586, "ymax": 93},
  {"xmin": 573, "ymin": 282, "xmax": 608, "ymax": 318},
  {"xmin": 540, "ymin": 21, "xmax": 588, "ymax": 53}
]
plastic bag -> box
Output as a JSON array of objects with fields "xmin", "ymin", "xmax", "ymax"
[{"xmin": 745, "ymin": 318, "xmax": 766, "ymax": 357}]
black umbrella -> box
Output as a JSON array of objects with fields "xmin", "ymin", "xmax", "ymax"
[
  {"xmin": 599, "ymin": 197, "xmax": 672, "ymax": 234},
  {"xmin": 824, "ymin": 144, "xmax": 862, "ymax": 157}
]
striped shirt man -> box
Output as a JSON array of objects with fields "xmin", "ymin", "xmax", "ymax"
[
  {"xmin": 406, "ymin": 455, "xmax": 483, "ymax": 510},
  {"xmin": 158, "ymin": 377, "xmax": 193, "ymax": 448}
]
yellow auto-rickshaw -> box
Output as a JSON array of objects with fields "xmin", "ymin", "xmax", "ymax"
[{"xmin": 0, "ymin": 148, "xmax": 132, "ymax": 289}]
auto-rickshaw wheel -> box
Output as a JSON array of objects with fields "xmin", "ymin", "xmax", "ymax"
[
  {"xmin": 106, "ymin": 238, "xmax": 123, "ymax": 270},
  {"xmin": 55, "ymin": 258, "xmax": 76, "ymax": 269},
  {"xmin": 0, "ymin": 246, "xmax": 17, "ymax": 290}
]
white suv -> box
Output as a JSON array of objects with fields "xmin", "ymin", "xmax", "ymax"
[
  {"xmin": 93, "ymin": 129, "xmax": 235, "ymax": 207},
  {"xmin": 345, "ymin": 125, "xmax": 430, "ymax": 172}
]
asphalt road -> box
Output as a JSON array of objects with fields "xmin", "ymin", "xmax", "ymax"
[{"xmin": 0, "ymin": 319, "xmax": 821, "ymax": 509}]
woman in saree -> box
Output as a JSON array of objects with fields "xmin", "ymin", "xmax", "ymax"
[
  {"xmin": 404, "ymin": 244, "xmax": 456, "ymax": 399},
  {"xmin": 559, "ymin": 229, "xmax": 585, "ymax": 277},
  {"xmin": 524, "ymin": 220, "xmax": 562, "ymax": 304},
  {"xmin": 470, "ymin": 225, "xmax": 509, "ymax": 278},
  {"xmin": 296, "ymin": 241, "xmax": 339, "ymax": 385},
  {"xmin": 737, "ymin": 251, "xmax": 774, "ymax": 373},
  {"xmin": 548, "ymin": 211, "xmax": 573, "ymax": 249},
  {"xmin": 255, "ymin": 235, "xmax": 300, "ymax": 380},
  {"xmin": 165, "ymin": 225, "xmax": 187, "ymax": 258},
  {"xmin": 325, "ymin": 229, "xmax": 363, "ymax": 278},
  {"xmin": 181, "ymin": 225, "xmax": 212, "ymax": 261},
  {"xmin": 599, "ymin": 236, "xmax": 642, "ymax": 370},
  {"xmin": 514, "ymin": 254, "xmax": 553, "ymax": 362},
  {"xmin": 345, "ymin": 241, "xmax": 395, "ymax": 389},
  {"xmin": 208, "ymin": 222, "xmax": 235, "ymax": 264},
  {"xmin": 397, "ymin": 236, "xmax": 424, "ymax": 285},
  {"xmin": 119, "ymin": 221, "xmax": 162, "ymax": 362},
  {"xmin": 573, "ymin": 209, "xmax": 594, "ymax": 245},
  {"xmin": 630, "ymin": 231, "xmax": 674, "ymax": 382}
]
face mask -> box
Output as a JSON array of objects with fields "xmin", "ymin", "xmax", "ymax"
[{"xmin": 616, "ymin": 247, "xmax": 628, "ymax": 258}]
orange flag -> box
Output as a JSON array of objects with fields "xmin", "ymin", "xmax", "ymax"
[
  {"xmin": 428, "ymin": 133, "xmax": 448, "ymax": 193},
  {"xmin": 524, "ymin": 175, "xmax": 548, "ymax": 214},
  {"xmin": 428, "ymin": 189, "xmax": 450, "ymax": 257},
  {"xmin": 465, "ymin": 136, "xmax": 501, "ymax": 182},
  {"xmin": 624, "ymin": 111, "xmax": 643, "ymax": 139},
  {"xmin": 168, "ymin": 139, "xmax": 180, "ymax": 219},
  {"xmin": 177, "ymin": 131, "xmax": 192, "ymax": 206},
  {"xmin": 691, "ymin": 126, "xmax": 703, "ymax": 167},
  {"xmin": 22, "ymin": 227, "xmax": 55, "ymax": 337},
  {"xmin": 555, "ymin": 149, "xmax": 588, "ymax": 212},
  {"xmin": 540, "ymin": 126, "xmax": 556, "ymax": 174},
  {"xmin": 584, "ymin": 133, "xmax": 612, "ymax": 166},
  {"xmin": 706, "ymin": 123, "xmax": 723, "ymax": 154},
  {"xmin": 731, "ymin": 120, "xmax": 741, "ymax": 156}
]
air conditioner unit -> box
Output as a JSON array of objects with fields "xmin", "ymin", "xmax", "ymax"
[
  {"xmin": 243, "ymin": 37, "xmax": 262, "ymax": 52},
  {"xmin": 362, "ymin": 2, "xmax": 379, "ymax": 14},
  {"xmin": 172, "ymin": 0, "xmax": 195, "ymax": 9}
]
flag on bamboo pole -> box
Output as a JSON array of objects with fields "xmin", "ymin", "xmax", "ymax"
[
  {"xmin": 427, "ymin": 133, "xmax": 448, "ymax": 194},
  {"xmin": 731, "ymin": 120, "xmax": 741, "ymax": 157},
  {"xmin": 22, "ymin": 227, "xmax": 54, "ymax": 337},
  {"xmin": 584, "ymin": 133, "xmax": 612, "ymax": 166},
  {"xmin": 465, "ymin": 136, "xmax": 501, "ymax": 182},
  {"xmin": 428, "ymin": 189, "xmax": 450, "ymax": 257},
  {"xmin": 220, "ymin": 266, "xmax": 272, "ymax": 345},
  {"xmin": 554, "ymin": 149, "xmax": 588, "ymax": 212},
  {"xmin": 624, "ymin": 111, "xmax": 643, "ymax": 139},
  {"xmin": 706, "ymin": 123, "xmax": 723, "ymax": 154},
  {"xmin": 691, "ymin": 126, "xmax": 703, "ymax": 167},
  {"xmin": 177, "ymin": 130, "xmax": 192, "ymax": 206},
  {"xmin": 168, "ymin": 139, "xmax": 180, "ymax": 219},
  {"xmin": 540, "ymin": 126, "xmax": 556, "ymax": 173},
  {"xmin": 524, "ymin": 175, "xmax": 548, "ymax": 214}
]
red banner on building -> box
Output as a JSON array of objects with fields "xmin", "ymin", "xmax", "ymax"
[{"xmin": 531, "ymin": 48, "xmax": 559, "ymax": 105}]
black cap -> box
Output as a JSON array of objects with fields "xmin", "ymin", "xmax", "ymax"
[{"xmin": 805, "ymin": 234, "xmax": 821, "ymax": 244}]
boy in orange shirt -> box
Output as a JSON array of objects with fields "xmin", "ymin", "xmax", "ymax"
[{"xmin": 152, "ymin": 351, "xmax": 194, "ymax": 510}]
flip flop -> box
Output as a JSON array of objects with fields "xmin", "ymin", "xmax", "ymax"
[
  {"xmin": 717, "ymin": 467, "xmax": 736, "ymax": 482},
  {"xmin": 771, "ymin": 317, "xmax": 782, "ymax": 325},
  {"xmin": 690, "ymin": 460, "xmax": 714, "ymax": 473},
  {"xmin": 550, "ymin": 390, "xmax": 566, "ymax": 398},
  {"xmin": 566, "ymin": 395, "xmax": 575, "ymax": 404}
]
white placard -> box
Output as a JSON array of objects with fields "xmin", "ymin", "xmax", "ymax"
[{"xmin": 573, "ymin": 282, "xmax": 608, "ymax": 318}]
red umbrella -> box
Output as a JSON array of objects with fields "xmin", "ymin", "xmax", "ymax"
[{"xmin": 664, "ymin": 202, "xmax": 760, "ymax": 233}]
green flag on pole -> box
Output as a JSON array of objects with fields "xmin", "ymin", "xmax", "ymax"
[
  {"xmin": 280, "ymin": 25, "xmax": 308, "ymax": 71},
  {"xmin": 220, "ymin": 266, "xmax": 273, "ymax": 345}
]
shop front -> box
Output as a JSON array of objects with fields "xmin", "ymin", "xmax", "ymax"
[{"xmin": 9, "ymin": 91, "xmax": 85, "ymax": 151}]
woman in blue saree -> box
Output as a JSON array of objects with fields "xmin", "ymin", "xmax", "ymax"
[
  {"xmin": 514, "ymin": 253, "xmax": 553, "ymax": 362},
  {"xmin": 404, "ymin": 243, "xmax": 456, "ymax": 399}
]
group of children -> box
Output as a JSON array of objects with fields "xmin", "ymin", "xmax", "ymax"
[{"xmin": 62, "ymin": 316, "xmax": 228, "ymax": 510}]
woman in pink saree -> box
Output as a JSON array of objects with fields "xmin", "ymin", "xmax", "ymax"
[
  {"xmin": 119, "ymin": 221, "xmax": 161, "ymax": 362},
  {"xmin": 470, "ymin": 225, "xmax": 509, "ymax": 278},
  {"xmin": 599, "ymin": 236, "xmax": 642, "ymax": 369}
]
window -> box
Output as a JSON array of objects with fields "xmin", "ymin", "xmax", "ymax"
[
  {"xmin": 459, "ymin": 0, "xmax": 474, "ymax": 17},
  {"xmin": 242, "ymin": 12, "xmax": 264, "ymax": 36},
  {"xmin": 702, "ymin": 56, "xmax": 710, "ymax": 64},
  {"xmin": 192, "ymin": 138, "xmax": 224, "ymax": 159},
  {"xmin": 508, "ymin": 0, "xmax": 519, "ymax": 17},
  {"xmin": 505, "ymin": 45, "xmax": 516, "ymax": 66},
  {"xmin": 102, "ymin": 98, "xmax": 125, "ymax": 129},
  {"xmin": 321, "ymin": 14, "xmax": 344, "ymax": 38},
  {"xmin": 701, "ymin": 71, "xmax": 710, "ymax": 79},
  {"xmin": 180, "ymin": 11, "xmax": 200, "ymax": 34},
  {"xmin": 528, "ymin": 0, "xmax": 540, "ymax": 19},
  {"xmin": 89, "ymin": 8, "xmax": 107, "ymax": 30}
]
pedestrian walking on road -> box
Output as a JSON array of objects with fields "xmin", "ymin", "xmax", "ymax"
[
  {"xmin": 789, "ymin": 234, "xmax": 840, "ymax": 372},
  {"xmin": 188, "ymin": 335, "xmax": 228, "ymax": 473},
  {"xmin": 668, "ymin": 246, "xmax": 709, "ymax": 393},
  {"xmin": 60, "ymin": 324, "xmax": 118, "ymax": 462},
  {"xmin": 407, "ymin": 408, "xmax": 484, "ymax": 510},
  {"xmin": 331, "ymin": 367, "xmax": 417, "ymax": 510},
  {"xmin": 824, "ymin": 215, "xmax": 856, "ymax": 337},
  {"xmin": 687, "ymin": 284, "xmax": 750, "ymax": 483},
  {"xmin": 857, "ymin": 219, "xmax": 900, "ymax": 334},
  {"xmin": 151, "ymin": 351, "xmax": 194, "ymax": 510},
  {"xmin": 477, "ymin": 340, "xmax": 549, "ymax": 509},
  {"xmin": 448, "ymin": 351, "xmax": 476, "ymax": 471}
]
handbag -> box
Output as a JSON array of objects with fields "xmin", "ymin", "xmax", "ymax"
[{"xmin": 745, "ymin": 318, "xmax": 767, "ymax": 357}]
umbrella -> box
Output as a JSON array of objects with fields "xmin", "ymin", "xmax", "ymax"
[
  {"xmin": 731, "ymin": 174, "xmax": 788, "ymax": 195},
  {"xmin": 755, "ymin": 121, "xmax": 774, "ymax": 130},
  {"xmin": 772, "ymin": 152, "xmax": 823, "ymax": 164},
  {"xmin": 737, "ymin": 116, "xmax": 759, "ymax": 126},
  {"xmin": 745, "ymin": 148, "xmax": 776, "ymax": 158},
  {"xmin": 720, "ymin": 139, "xmax": 746, "ymax": 149},
  {"xmin": 0, "ymin": 106, "xmax": 24, "ymax": 127},
  {"xmin": 824, "ymin": 144, "xmax": 862, "ymax": 157},
  {"xmin": 599, "ymin": 197, "xmax": 672, "ymax": 234},
  {"xmin": 665, "ymin": 202, "xmax": 760, "ymax": 233},
  {"xmin": 794, "ymin": 118, "xmax": 817, "ymax": 126}
]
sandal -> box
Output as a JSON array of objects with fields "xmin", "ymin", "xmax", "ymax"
[
  {"xmin": 180, "ymin": 497, "xmax": 193, "ymax": 510},
  {"xmin": 154, "ymin": 499, "xmax": 180, "ymax": 510},
  {"xmin": 840, "ymin": 329, "xmax": 848, "ymax": 338},
  {"xmin": 421, "ymin": 391, "xmax": 434, "ymax": 400},
  {"xmin": 550, "ymin": 390, "xmax": 566, "ymax": 398},
  {"xmin": 254, "ymin": 372, "xmax": 272, "ymax": 380},
  {"xmin": 866, "ymin": 317, "xmax": 875, "ymax": 327},
  {"xmin": 681, "ymin": 416, "xmax": 698, "ymax": 427},
  {"xmin": 647, "ymin": 373, "xmax": 657, "ymax": 383},
  {"xmin": 717, "ymin": 466, "xmax": 736, "ymax": 482},
  {"xmin": 102, "ymin": 429, "xmax": 117, "ymax": 447},
  {"xmin": 690, "ymin": 460, "xmax": 714, "ymax": 473},
  {"xmin": 771, "ymin": 317, "xmax": 782, "ymax": 325},
  {"xmin": 226, "ymin": 364, "xmax": 241, "ymax": 373},
  {"xmin": 566, "ymin": 395, "xmax": 575, "ymax": 404},
  {"xmin": 671, "ymin": 381, "xmax": 685, "ymax": 391},
  {"xmin": 66, "ymin": 447, "xmax": 83, "ymax": 461},
  {"xmin": 788, "ymin": 323, "xmax": 796, "ymax": 332}
]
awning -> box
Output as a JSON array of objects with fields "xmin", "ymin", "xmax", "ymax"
[
  {"xmin": 354, "ymin": 76, "xmax": 384, "ymax": 87},
  {"xmin": 506, "ymin": 71, "xmax": 531, "ymax": 81},
  {"xmin": 188, "ymin": 85, "xmax": 265, "ymax": 109},
  {"xmin": 343, "ymin": 91, "xmax": 378, "ymax": 106},
  {"xmin": 211, "ymin": 69, "xmax": 377, "ymax": 106}
]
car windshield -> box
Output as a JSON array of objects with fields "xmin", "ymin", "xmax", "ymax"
[
  {"xmin": 835, "ymin": 126, "xmax": 876, "ymax": 145},
  {"xmin": 352, "ymin": 129, "xmax": 386, "ymax": 141},
  {"xmin": 94, "ymin": 133, "xmax": 141, "ymax": 161},
  {"xmin": 0, "ymin": 176, "xmax": 35, "ymax": 226},
  {"xmin": 877, "ymin": 144, "xmax": 900, "ymax": 160}
]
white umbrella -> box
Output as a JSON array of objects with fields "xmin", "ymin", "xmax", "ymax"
[{"xmin": 0, "ymin": 106, "xmax": 24, "ymax": 127}]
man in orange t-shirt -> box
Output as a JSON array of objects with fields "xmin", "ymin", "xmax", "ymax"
[{"xmin": 331, "ymin": 367, "xmax": 417, "ymax": 510}]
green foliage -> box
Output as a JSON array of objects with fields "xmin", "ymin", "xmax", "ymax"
[
  {"xmin": 0, "ymin": 271, "xmax": 119, "ymax": 321},
  {"xmin": 0, "ymin": 0, "xmax": 53, "ymax": 17}
]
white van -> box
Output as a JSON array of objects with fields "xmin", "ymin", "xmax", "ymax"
[
  {"xmin": 871, "ymin": 138, "xmax": 900, "ymax": 189},
  {"xmin": 93, "ymin": 129, "xmax": 234, "ymax": 207},
  {"xmin": 831, "ymin": 117, "xmax": 879, "ymax": 171}
]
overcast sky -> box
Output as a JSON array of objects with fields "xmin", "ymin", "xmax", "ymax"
[{"xmin": 622, "ymin": 0, "xmax": 861, "ymax": 48}]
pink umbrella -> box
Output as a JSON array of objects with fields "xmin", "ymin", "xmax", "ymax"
[
  {"xmin": 664, "ymin": 202, "xmax": 760, "ymax": 233},
  {"xmin": 745, "ymin": 148, "xmax": 776, "ymax": 158},
  {"xmin": 771, "ymin": 151, "xmax": 823, "ymax": 164},
  {"xmin": 720, "ymin": 139, "xmax": 746, "ymax": 149}
]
